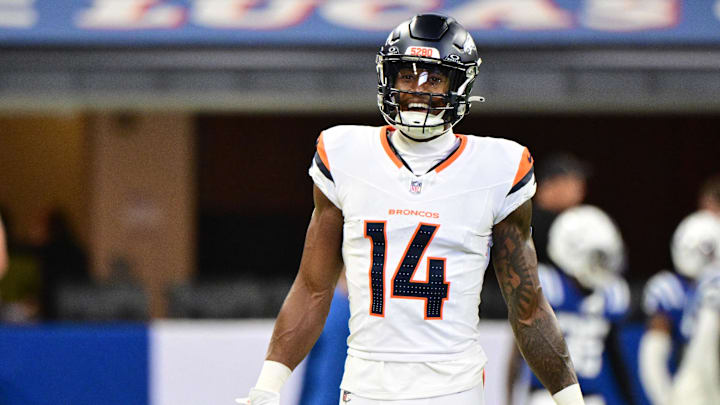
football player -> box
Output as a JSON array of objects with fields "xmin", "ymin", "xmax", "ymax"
[
  {"xmin": 698, "ymin": 174, "xmax": 720, "ymax": 216},
  {"xmin": 507, "ymin": 206, "xmax": 629, "ymax": 405},
  {"xmin": 238, "ymin": 14, "xmax": 584, "ymax": 405},
  {"xmin": 639, "ymin": 210, "xmax": 720, "ymax": 405}
]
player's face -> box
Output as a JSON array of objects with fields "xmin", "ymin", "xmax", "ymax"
[
  {"xmin": 699, "ymin": 195, "xmax": 720, "ymax": 217},
  {"xmin": 394, "ymin": 65, "xmax": 450, "ymax": 114}
]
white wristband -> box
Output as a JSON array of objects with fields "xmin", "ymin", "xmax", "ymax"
[
  {"xmin": 552, "ymin": 384, "xmax": 585, "ymax": 405},
  {"xmin": 254, "ymin": 360, "xmax": 292, "ymax": 393}
]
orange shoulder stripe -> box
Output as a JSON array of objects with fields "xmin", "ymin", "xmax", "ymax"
[
  {"xmin": 316, "ymin": 132, "xmax": 331, "ymax": 171},
  {"xmin": 513, "ymin": 147, "xmax": 534, "ymax": 187}
]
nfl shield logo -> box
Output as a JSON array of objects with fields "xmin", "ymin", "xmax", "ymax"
[{"xmin": 410, "ymin": 179, "xmax": 423, "ymax": 194}]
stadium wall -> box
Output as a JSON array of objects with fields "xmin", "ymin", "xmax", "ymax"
[
  {"xmin": 88, "ymin": 113, "xmax": 196, "ymax": 317},
  {"xmin": 0, "ymin": 320, "xmax": 511, "ymax": 405},
  {"xmin": 0, "ymin": 320, "xmax": 652, "ymax": 405}
]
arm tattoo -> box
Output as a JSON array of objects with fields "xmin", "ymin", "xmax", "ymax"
[{"xmin": 492, "ymin": 200, "xmax": 578, "ymax": 394}]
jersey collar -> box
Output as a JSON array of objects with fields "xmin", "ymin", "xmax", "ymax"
[{"xmin": 379, "ymin": 125, "xmax": 467, "ymax": 174}]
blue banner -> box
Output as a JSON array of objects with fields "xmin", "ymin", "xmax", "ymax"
[
  {"xmin": 1, "ymin": 0, "xmax": 720, "ymax": 46},
  {"xmin": 0, "ymin": 321, "xmax": 651, "ymax": 405},
  {"xmin": 0, "ymin": 324, "xmax": 149, "ymax": 405}
]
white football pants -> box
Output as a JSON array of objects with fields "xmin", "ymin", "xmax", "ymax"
[{"xmin": 338, "ymin": 384, "xmax": 484, "ymax": 405}]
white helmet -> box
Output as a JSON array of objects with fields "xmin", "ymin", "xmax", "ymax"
[
  {"xmin": 670, "ymin": 210, "xmax": 720, "ymax": 279},
  {"xmin": 548, "ymin": 205, "xmax": 625, "ymax": 290}
]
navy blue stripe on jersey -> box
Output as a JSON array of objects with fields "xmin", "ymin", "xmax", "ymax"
[
  {"xmin": 427, "ymin": 139, "xmax": 463, "ymax": 173},
  {"xmin": 384, "ymin": 134, "xmax": 414, "ymax": 172},
  {"xmin": 313, "ymin": 152, "xmax": 334, "ymax": 182},
  {"xmin": 508, "ymin": 166, "xmax": 535, "ymax": 195},
  {"xmin": 386, "ymin": 132, "xmax": 463, "ymax": 175}
]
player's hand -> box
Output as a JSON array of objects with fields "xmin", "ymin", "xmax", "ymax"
[{"xmin": 235, "ymin": 388, "xmax": 280, "ymax": 405}]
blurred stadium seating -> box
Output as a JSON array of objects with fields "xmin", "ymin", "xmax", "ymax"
[
  {"xmin": 56, "ymin": 281, "xmax": 149, "ymax": 321},
  {"xmin": 167, "ymin": 277, "xmax": 292, "ymax": 319}
]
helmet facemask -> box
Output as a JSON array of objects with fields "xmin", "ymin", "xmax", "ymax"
[{"xmin": 377, "ymin": 56, "xmax": 478, "ymax": 141}]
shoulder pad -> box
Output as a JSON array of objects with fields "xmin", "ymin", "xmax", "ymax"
[{"xmin": 643, "ymin": 270, "xmax": 686, "ymax": 315}]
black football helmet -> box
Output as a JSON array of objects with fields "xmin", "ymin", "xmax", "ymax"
[{"xmin": 377, "ymin": 14, "xmax": 484, "ymax": 140}]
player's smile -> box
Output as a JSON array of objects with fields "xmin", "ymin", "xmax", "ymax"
[
  {"xmin": 407, "ymin": 102, "xmax": 431, "ymax": 112},
  {"xmin": 397, "ymin": 95, "xmax": 447, "ymax": 115},
  {"xmin": 395, "ymin": 66, "xmax": 450, "ymax": 114}
]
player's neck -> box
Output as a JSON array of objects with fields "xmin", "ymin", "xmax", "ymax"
[{"xmin": 391, "ymin": 129, "xmax": 456, "ymax": 157}]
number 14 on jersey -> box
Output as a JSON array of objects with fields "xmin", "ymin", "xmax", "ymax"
[{"xmin": 364, "ymin": 221, "xmax": 450, "ymax": 320}]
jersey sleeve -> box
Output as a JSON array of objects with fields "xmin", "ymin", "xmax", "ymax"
[
  {"xmin": 643, "ymin": 271, "xmax": 687, "ymax": 320},
  {"xmin": 308, "ymin": 131, "xmax": 341, "ymax": 209},
  {"xmin": 494, "ymin": 146, "xmax": 537, "ymax": 224}
]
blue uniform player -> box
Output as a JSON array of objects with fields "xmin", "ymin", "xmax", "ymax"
[
  {"xmin": 639, "ymin": 211, "xmax": 720, "ymax": 405},
  {"xmin": 508, "ymin": 205, "xmax": 629, "ymax": 405}
]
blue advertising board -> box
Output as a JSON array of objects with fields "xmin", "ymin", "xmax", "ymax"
[
  {"xmin": 0, "ymin": 321, "xmax": 651, "ymax": 405},
  {"xmin": 1, "ymin": 0, "xmax": 720, "ymax": 46},
  {"xmin": 0, "ymin": 324, "xmax": 148, "ymax": 405}
]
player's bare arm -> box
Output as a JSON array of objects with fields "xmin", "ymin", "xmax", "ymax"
[
  {"xmin": 237, "ymin": 185, "xmax": 344, "ymax": 404},
  {"xmin": 505, "ymin": 344, "xmax": 524, "ymax": 405},
  {"xmin": 265, "ymin": 185, "xmax": 345, "ymax": 370},
  {"xmin": 492, "ymin": 200, "xmax": 578, "ymax": 395}
]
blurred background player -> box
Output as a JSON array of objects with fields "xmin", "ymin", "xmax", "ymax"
[
  {"xmin": 0, "ymin": 208, "xmax": 42, "ymax": 322},
  {"xmin": 0, "ymin": 213, "xmax": 7, "ymax": 280},
  {"xmin": 669, "ymin": 262, "xmax": 720, "ymax": 405},
  {"xmin": 698, "ymin": 174, "xmax": 720, "ymax": 216},
  {"xmin": 508, "ymin": 205, "xmax": 629, "ymax": 405},
  {"xmin": 32, "ymin": 208, "xmax": 89, "ymax": 320},
  {"xmin": 639, "ymin": 210, "xmax": 720, "ymax": 405},
  {"xmin": 532, "ymin": 153, "xmax": 589, "ymax": 265}
]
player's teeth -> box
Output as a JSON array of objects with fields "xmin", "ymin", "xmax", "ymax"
[{"xmin": 409, "ymin": 103, "xmax": 429, "ymax": 109}]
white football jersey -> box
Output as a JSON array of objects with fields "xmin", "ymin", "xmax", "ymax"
[{"xmin": 308, "ymin": 125, "xmax": 536, "ymax": 399}]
